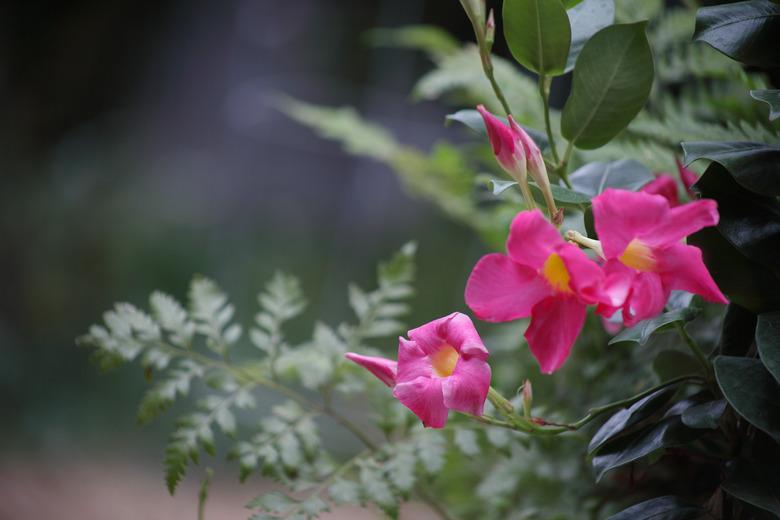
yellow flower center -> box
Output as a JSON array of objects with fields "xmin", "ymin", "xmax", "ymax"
[
  {"xmin": 619, "ymin": 239, "xmax": 656, "ymax": 271},
  {"xmin": 430, "ymin": 344, "xmax": 459, "ymax": 377},
  {"xmin": 542, "ymin": 253, "xmax": 572, "ymax": 293}
]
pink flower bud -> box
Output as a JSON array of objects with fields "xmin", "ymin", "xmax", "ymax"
[{"xmin": 477, "ymin": 104, "xmax": 528, "ymax": 185}]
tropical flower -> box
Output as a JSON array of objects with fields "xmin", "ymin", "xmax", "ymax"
[
  {"xmin": 477, "ymin": 105, "xmax": 558, "ymax": 220},
  {"xmin": 592, "ymin": 189, "xmax": 727, "ymax": 327},
  {"xmin": 345, "ymin": 313, "xmax": 491, "ymax": 428},
  {"xmin": 465, "ymin": 210, "xmax": 604, "ymax": 374},
  {"xmin": 641, "ymin": 174, "xmax": 680, "ymax": 206}
]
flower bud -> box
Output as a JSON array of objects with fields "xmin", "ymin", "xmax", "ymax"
[
  {"xmin": 477, "ymin": 105, "xmax": 528, "ymax": 185},
  {"xmin": 485, "ymin": 9, "xmax": 495, "ymax": 48},
  {"xmin": 521, "ymin": 379, "xmax": 533, "ymax": 418},
  {"xmin": 508, "ymin": 115, "xmax": 559, "ymax": 221}
]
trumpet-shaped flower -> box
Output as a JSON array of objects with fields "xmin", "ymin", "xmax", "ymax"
[
  {"xmin": 345, "ymin": 313, "xmax": 491, "ymax": 428},
  {"xmin": 593, "ymin": 189, "xmax": 727, "ymax": 326},
  {"xmin": 465, "ymin": 210, "xmax": 604, "ymax": 374}
]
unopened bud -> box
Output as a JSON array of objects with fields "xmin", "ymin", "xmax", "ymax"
[
  {"xmin": 508, "ymin": 115, "xmax": 559, "ymax": 220},
  {"xmin": 485, "ymin": 9, "xmax": 495, "ymax": 48},
  {"xmin": 521, "ymin": 379, "xmax": 533, "ymax": 418}
]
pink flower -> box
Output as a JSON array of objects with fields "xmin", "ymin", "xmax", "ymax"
[
  {"xmin": 641, "ymin": 174, "xmax": 680, "ymax": 206},
  {"xmin": 345, "ymin": 313, "xmax": 491, "ymax": 428},
  {"xmin": 465, "ymin": 210, "xmax": 604, "ymax": 374},
  {"xmin": 593, "ymin": 189, "xmax": 727, "ymax": 327},
  {"xmin": 676, "ymin": 157, "xmax": 698, "ymax": 198},
  {"xmin": 477, "ymin": 105, "xmax": 558, "ymax": 218}
]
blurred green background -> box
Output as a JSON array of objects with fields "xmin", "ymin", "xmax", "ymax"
[{"xmin": 0, "ymin": 1, "xmax": 494, "ymax": 516}]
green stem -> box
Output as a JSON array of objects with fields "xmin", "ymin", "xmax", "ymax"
[
  {"xmin": 486, "ymin": 64, "xmax": 513, "ymax": 116},
  {"xmin": 558, "ymin": 142, "xmax": 574, "ymax": 189},
  {"xmin": 517, "ymin": 179, "xmax": 537, "ymax": 210},
  {"xmin": 467, "ymin": 375, "xmax": 704, "ymax": 435},
  {"xmin": 539, "ymin": 74, "xmax": 560, "ymax": 165},
  {"xmin": 675, "ymin": 322, "xmax": 712, "ymax": 380}
]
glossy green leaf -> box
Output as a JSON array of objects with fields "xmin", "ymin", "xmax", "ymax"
[
  {"xmin": 485, "ymin": 178, "xmax": 591, "ymax": 207},
  {"xmin": 504, "ymin": 0, "xmax": 572, "ymax": 75},
  {"xmin": 609, "ymin": 307, "xmax": 700, "ymax": 347},
  {"xmin": 756, "ymin": 311, "xmax": 780, "ymax": 384},
  {"xmin": 683, "ymin": 141, "xmax": 780, "ymax": 196},
  {"xmin": 606, "ymin": 495, "xmax": 704, "ymax": 520},
  {"xmin": 722, "ymin": 455, "xmax": 780, "ymax": 515},
  {"xmin": 693, "ymin": 162, "xmax": 780, "ymax": 275},
  {"xmin": 653, "ymin": 351, "xmax": 701, "ymax": 381},
  {"xmin": 750, "ymin": 89, "xmax": 780, "ymax": 121},
  {"xmin": 565, "ymin": 0, "xmax": 615, "ymax": 72},
  {"xmin": 688, "ymin": 227, "xmax": 780, "ymax": 314},
  {"xmin": 588, "ymin": 385, "xmax": 678, "ymax": 453},
  {"xmin": 445, "ymin": 109, "xmax": 549, "ymax": 149},
  {"xmin": 714, "ymin": 356, "xmax": 780, "ymax": 443},
  {"xmin": 681, "ymin": 399, "xmax": 727, "ymax": 429},
  {"xmin": 592, "ymin": 415, "xmax": 703, "ymax": 481},
  {"xmin": 561, "ymin": 23, "xmax": 654, "ymax": 149},
  {"xmin": 694, "ymin": 0, "xmax": 780, "ymax": 68},
  {"xmin": 569, "ymin": 159, "xmax": 654, "ymax": 196}
]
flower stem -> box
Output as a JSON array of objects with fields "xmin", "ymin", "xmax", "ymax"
[
  {"xmin": 565, "ymin": 230, "xmax": 604, "ymax": 258},
  {"xmin": 675, "ymin": 322, "xmax": 713, "ymax": 381},
  {"xmin": 538, "ymin": 74, "xmax": 560, "ymax": 165}
]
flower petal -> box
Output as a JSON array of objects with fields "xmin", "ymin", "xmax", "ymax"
[
  {"xmin": 593, "ymin": 189, "xmax": 670, "ymax": 258},
  {"xmin": 657, "ymin": 242, "xmax": 728, "ymax": 304},
  {"xmin": 525, "ymin": 296, "xmax": 586, "ymax": 374},
  {"xmin": 597, "ymin": 259, "xmax": 637, "ymax": 317},
  {"xmin": 477, "ymin": 104, "xmax": 524, "ymax": 177},
  {"xmin": 555, "ymin": 243, "xmax": 605, "ymax": 304},
  {"xmin": 396, "ymin": 338, "xmax": 432, "ymax": 383},
  {"xmin": 641, "ymin": 199, "xmax": 719, "ymax": 248},
  {"xmin": 441, "ymin": 357, "xmax": 491, "ymax": 416},
  {"xmin": 641, "ymin": 174, "xmax": 680, "ymax": 206},
  {"xmin": 440, "ymin": 312, "xmax": 490, "ymax": 360},
  {"xmin": 623, "ymin": 272, "xmax": 668, "ymax": 327},
  {"xmin": 676, "ymin": 157, "xmax": 698, "ymax": 197},
  {"xmin": 393, "ymin": 376, "xmax": 449, "ymax": 428},
  {"xmin": 465, "ymin": 253, "xmax": 550, "ymax": 323},
  {"xmin": 344, "ymin": 353, "xmax": 397, "ymax": 387},
  {"xmin": 506, "ymin": 209, "xmax": 563, "ymax": 269}
]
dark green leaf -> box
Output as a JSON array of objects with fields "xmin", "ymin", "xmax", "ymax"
[
  {"xmin": 694, "ymin": 0, "xmax": 780, "ymax": 68},
  {"xmin": 530, "ymin": 183, "xmax": 591, "ymax": 207},
  {"xmin": 609, "ymin": 307, "xmax": 699, "ymax": 347},
  {"xmin": 561, "ymin": 23, "xmax": 654, "ymax": 149},
  {"xmin": 569, "ymin": 159, "xmax": 654, "ymax": 196},
  {"xmin": 592, "ymin": 415, "xmax": 703, "ymax": 481},
  {"xmin": 445, "ymin": 109, "xmax": 549, "ymax": 150},
  {"xmin": 750, "ymin": 89, "xmax": 780, "ymax": 121},
  {"xmin": 714, "ymin": 356, "xmax": 780, "ymax": 443},
  {"xmin": 606, "ymin": 495, "xmax": 704, "ymax": 520},
  {"xmin": 723, "ymin": 455, "xmax": 780, "ymax": 515},
  {"xmin": 565, "ymin": 0, "xmax": 615, "ymax": 72},
  {"xmin": 503, "ymin": 0, "xmax": 572, "ymax": 75},
  {"xmin": 683, "ymin": 141, "xmax": 780, "ymax": 196},
  {"xmin": 719, "ymin": 304, "xmax": 758, "ymax": 357},
  {"xmin": 487, "ymin": 178, "xmax": 519, "ymax": 196},
  {"xmin": 757, "ymin": 311, "xmax": 780, "ymax": 384},
  {"xmin": 653, "ymin": 351, "xmax": 701, "ymax": 381},
  {"xmin": 688, "ymin": 227, "xmax": 780, "ymax": 314},
  {"xmin": 693, "ymin": 163, "xmax": 780, "ymax": 276},
  {"xmin": 589, "ymin": 385, "xmax": 678, "ymax": 453},
  {"xmin": 681, "ymin": 399, "xmax": 727, "ymax": 429}
]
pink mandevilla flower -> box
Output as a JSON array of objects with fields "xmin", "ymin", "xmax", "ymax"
[
  {"xmin": 593, "ymin": 189, "xmax": 727, "ymax": 327},
  {"xmin": 641, "ymin": 174, "xmax": 680, "ymax": 206},
  {"xmin": 345, "ymin": 312, "xmax": 491, "ymax": 429},
  {"xmin": 676, "ymin": 157, "xmax": 698, "ymax": 198},
  {"xmin": 465, "ymin": 210, "xmax": 604, "ymax": 374}
]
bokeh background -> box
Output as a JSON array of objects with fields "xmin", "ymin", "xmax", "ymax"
[{"xmin": 0, "ymin": 1, "xmax": 502, "ymax": 518}]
